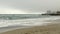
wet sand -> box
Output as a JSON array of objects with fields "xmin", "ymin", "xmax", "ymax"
[{"xmin": 1, "ymin": 23, "xmax": 60, "ymax": 34}]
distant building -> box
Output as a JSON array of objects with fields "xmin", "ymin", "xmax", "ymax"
[
  {"xmin": 56, "ymin": 11, "xmax": 60, "ymax": 14},
  {"xmin": 42, "ymin": 10, "xmax": 60, "ymax": 15},
  {"xmin": 46, "ymin": 10, "xmax": 57, "ymax": 14}
]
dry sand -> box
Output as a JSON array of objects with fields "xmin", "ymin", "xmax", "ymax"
[{"xmin": 1, "ymin": 23, "xmax": 60, "ymax": 34}]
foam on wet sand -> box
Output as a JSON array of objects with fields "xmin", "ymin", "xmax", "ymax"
[{"xmin": 1, "ymin": 22, "xmax": 60, "ymax": 34}]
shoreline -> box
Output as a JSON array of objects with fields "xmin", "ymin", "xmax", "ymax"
[
  {"xmin": 1, "ymin": 22, "xmax": 60, "ymax": 34},
  {"xmin": 0, "ymin": 18, "xmax": 60, "ymax": 34},
  {"xmin": 0, "ymin": 21, "xmax": 56, "ymax": 33}
]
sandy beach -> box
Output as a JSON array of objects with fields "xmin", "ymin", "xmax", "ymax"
[{"xmin": 0, "ymin": 22, "xmax": 60, "ymax": 34}]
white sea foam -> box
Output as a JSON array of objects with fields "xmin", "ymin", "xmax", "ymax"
[{"xmin": 0, "ymin": 16, "xmax": 60, "ymax": 27}]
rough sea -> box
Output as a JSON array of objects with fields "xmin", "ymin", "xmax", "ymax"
[
  {"xmin": 0, "ymin": 14, "xmax": 60, "ymax": 33},
  {"xmin": 0, "ymin": 14, "xmax": 60, "ymax": 27}
]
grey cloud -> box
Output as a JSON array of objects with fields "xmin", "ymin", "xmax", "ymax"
[{"xmin": 0, "ymin": 0, "xmax": 60, "ymax": 14}]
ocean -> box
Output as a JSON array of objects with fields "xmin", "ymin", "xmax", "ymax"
[
  {"xmin": 0, "ymin": 14, "xmax": 60, "ymax": 27},
  {"xmin": 0, "ymin": 14, "xmax": 60, "ymax": 33}
]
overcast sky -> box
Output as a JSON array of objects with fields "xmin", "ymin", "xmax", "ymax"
[{"xmin": 0, "ymin": 0, "xmax": 60, "ymax": 14}]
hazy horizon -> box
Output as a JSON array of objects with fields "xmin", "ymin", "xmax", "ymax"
[{"xmin": 0, "ymin": 0, "xmax": 60, "ymax": 14}]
